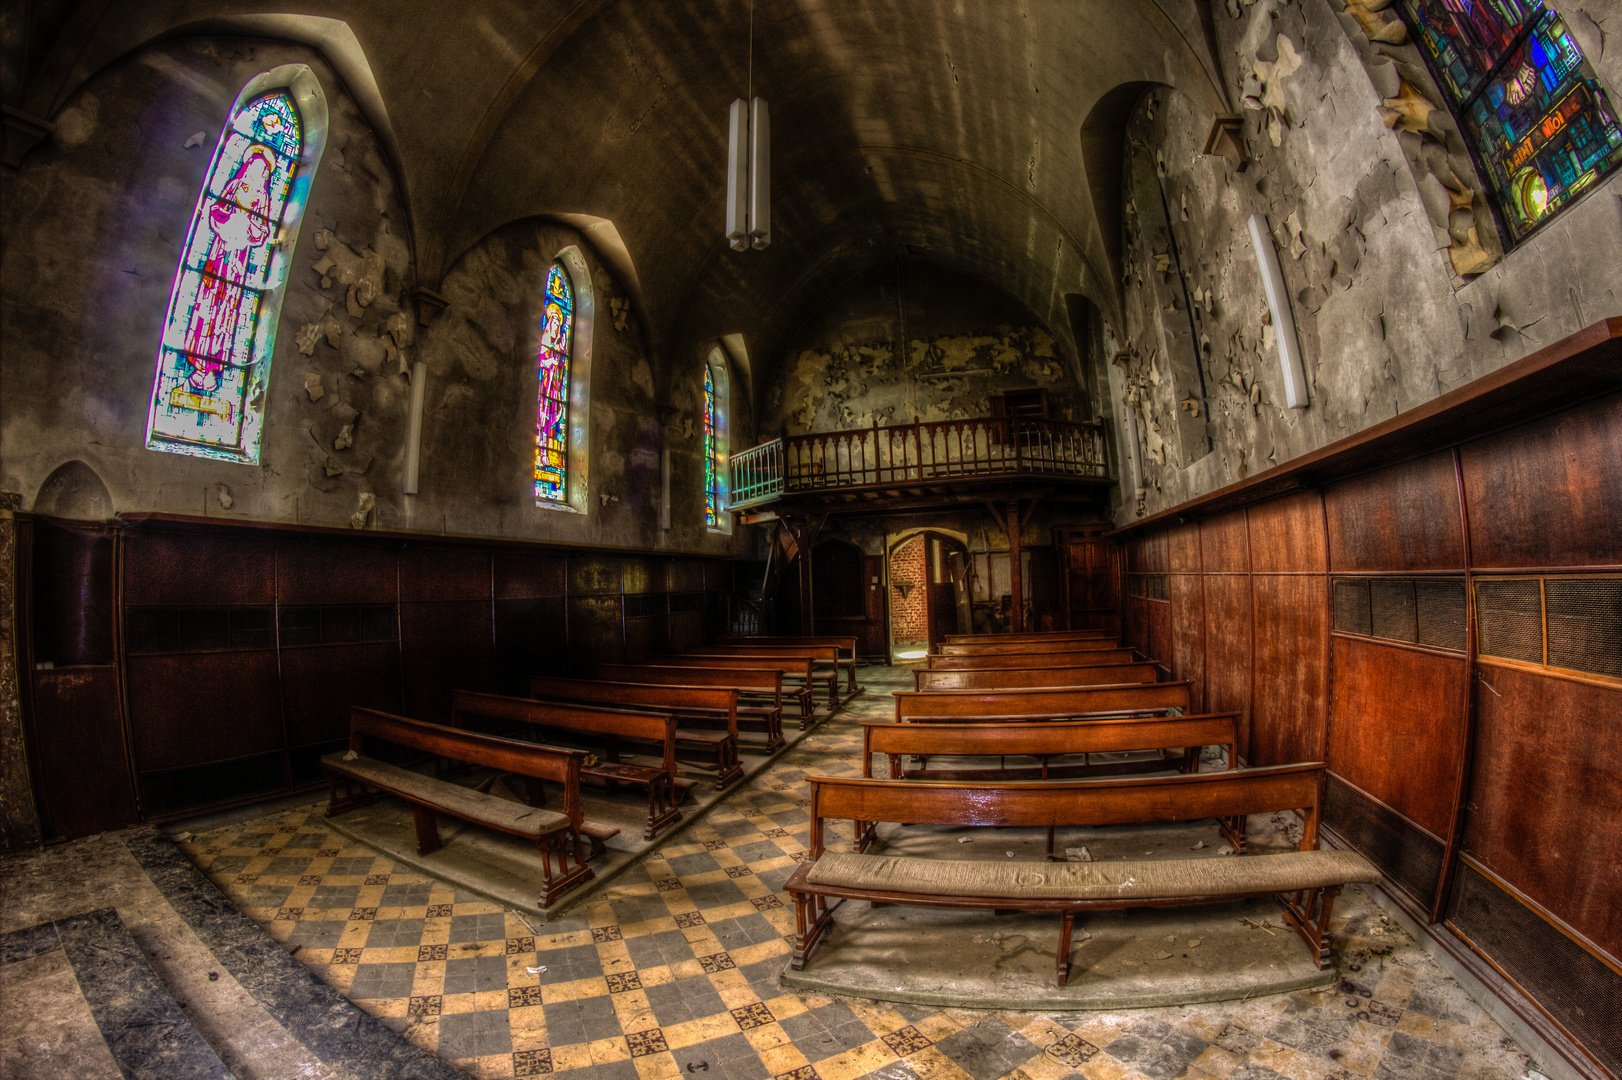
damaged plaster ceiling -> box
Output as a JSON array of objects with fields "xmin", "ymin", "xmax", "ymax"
[{"xmin": 8, "ymin": 0, "xmax": 1229, "ymax": 388}]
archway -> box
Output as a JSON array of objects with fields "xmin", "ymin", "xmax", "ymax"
[{"xmin": 887, "ymin": 531, "xmax": 970, "ymax": 660}]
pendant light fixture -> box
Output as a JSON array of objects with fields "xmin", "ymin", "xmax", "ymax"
[{"xmin": 725, "ymin": 0, "xmax": 769, "ymax": 250}]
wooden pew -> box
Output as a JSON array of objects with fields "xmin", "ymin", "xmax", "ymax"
[
  {"xmin": 449, "ymin": 690, "xmax": 686, "ymax": 839},
  {"xmin": 644, "ymin": 655, "xmax": 818, "ymax": 723},
  {"xmin": 667, "ymin": 648, "xmax": 840, "ymax": 707},
  {"xmin": 928, "ymin": 649, "xmax": 1136, "ymax": 670},
  {"xmin": 863, "ymin": 713, "xmax": 1238, "ymax": 782},
  {"xmin": 937, "ymin": 639, "xmax": 1125, "ymax": 656},
  {"xmin": 529, "ymin": 676, "xmax": 743, "ymax": 788},
  {"xmin": 321, "ymin": 707, "xmax": 603, "ymax": 905},
  {"xmin": 785, "ymin": 764, "xmax": 1381, "ymax": 983},
  {"xmin": 596, "ymin": 665, "xmax": 785, "ymax": 747},
  {"xmin": 914, "ymin": 662, "xmax": 1159, "ymax": 691},
  {"xmin": 716, "ymin": 635, "xmax": 861, "ymax": 691},
  {"xmin": 894, "ymin": 681, "xmax": 1194, "ymax": 722},
  {"xmin": 942, "ymin": 630, "xmax": 1112, "ymax": 645}
]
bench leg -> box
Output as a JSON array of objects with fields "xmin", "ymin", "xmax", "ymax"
[
  {"xmin": 1219, "ymin": 815, "xmax": 1248, "ymax": 854},
  {"xmin": 790, "ymin": 891, "xmax": 840, "ymax": 970},
  {"xmin": 796, "ymin": 690, "xmax": 814, "ymax": 725},
  {"xmin": 410, "ymin": 805, "xmax": 443, "ymax": 856},
  {"xmin": 536, "ymin": 828, "xmax": 594, "ymax": 906},
  {"xmin": 1056, "ymin": 912, "xmax": 1075, "ymax": 987},
  {"xmin": 714, "ymin": 741, "xmax": 743, "ymax": 789},
  {"xmin": 641, "ymin": 775, "xmax": 684, "ymax": 840},
  {"xmin": 1045, "ymin": 825, "xmax": 1058, "ymax": 861},
  {"xmin": 1278, "ymin": 884, "xmax": 1343, "ymax": 969}
]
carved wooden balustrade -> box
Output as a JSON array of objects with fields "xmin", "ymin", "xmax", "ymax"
[{"xmin": 728, "ymin": 415, "xmax": 1110, "ymax": 510}]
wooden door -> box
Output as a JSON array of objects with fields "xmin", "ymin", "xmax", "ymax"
[
  {"xmin": 925, "ymin": 536, "xmax": 966, "ymax": 648},
  {"xmin": 1056, "ymin": 526, "xmax": 1120, "ymax": 632}
]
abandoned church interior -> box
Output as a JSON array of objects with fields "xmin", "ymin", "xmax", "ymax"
[{"xmin": 2, "ymin": 1, "xmax": 1620, "ymax": 1078}]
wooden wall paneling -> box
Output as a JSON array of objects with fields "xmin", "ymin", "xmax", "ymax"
[
  {"xmin": 1250, "ymin": 574, "xmax": 1328, "ymax": 766},
  {"xmin": 1127, "ymin": 595, "xmax": 1149, "ymax": 653},
  {"xmin": 493, "ymin": 597, "xmax": 570, "ymax": 696},
  {"xmin": 1325, "ymin": 453, "xmax": 1464, "ymax": 572},
  {"xmin": 1167, "ymin": 523, "xmax": 1201, "ymax": 573},
  {"xmin": 123, "ymin": 532, "xmax": 275, "ymax": 606},
  {"xmin": 1246, "ymin": 491, "xmax": 1327, "ymax": 574},
  {"xmin": 280, "ymin": 642, "xmax": 402, "ymax": 748},
  {"xmin": 1461, "ymin": 391, "xmax": 1622, "ymax": 569},
  {"xmin": 398, "ymin": 544, "xmax": 492, "ymax": 602},
  {"xmin": 1202, "ymin": 573, "xmax": 1252, "ymax": 761},
  {"xmin": 399, "ymin": 600, "xmax": 496, "ymax": 721},
  {"xmin": 568, "ymin": 596, "xmax": 627, "ymax": 669},
  {"xmin": 1327, "ymin": 637, "xmax": 1468, "ymax": 838},
  {"xmin": 25, "ymin": 668, "xmax": 136, "ymax": 838},
  {"xmin": 276, "ymin": 540, "xmax": 398, "ymax": 604},
  {"xmin": 1148, "ymin": 600, "xmax": 1173, "ymax": 672},
  {"xmin": 570, "ymin": 554, "xmax": 623, "ymax": 596},
  {"xmin": 125, "ymin": 651, "xmax": 282, "ymax": 771},
  {"xmin": 1169, "ymin": 573, "xmax": 1205, "ymax": 713},
  {"xmin": 493, "ymin": 549, "xmax": 568, "ymax": 599},
  {"xmin": 671, "ymin": 559, "xmax": 706, "ymax": 594},
  {"xmin": 1200, "ymin": 511, "xmax": 1249, "ymax": 573},
  {"xmin": 1462, "ymin": 663, "xmax": 1622, "ymax": 962},
  {"xmin": 622, "ymin": 556, "xmax": 659, "ymax": 596}
]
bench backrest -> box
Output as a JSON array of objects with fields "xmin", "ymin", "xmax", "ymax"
[
  {"xmin": 943, "ymin": 630, "xmax": 1111, "ymax": 644},
  {"xmin": 807, "ymin": 761, "xmax": 1324, "ymax": 856},
  {"xmin": 861, "ymin": 713, "xmax": 1239, "ymax": 777},
  {"xmin": 716, "ymin": 635, "xmax": 856, "ymax": 658},
  {"xmin": 529, "ymin": 677, "xmax": 737, "ymax": 737},
  {"xmin": 928, "ymin": 649, "xmax": 1135, "ymax": 670},
  {"xmin": 894, "ymin": 680, "xmax": 1193, "ymax": 722},
  {"xmin": 648, "ymin": 654, "xmax": 814, "ymax": 680},
  {"xmin": 938, "ymin": 639, "xmax": 1121, "ymax": 656},
  {"xmin": 596, "ymin": 664, "xmax": 784, "ymax": 704},
  {"xmin": 681, "ymin": 644, "xmax": 839, "ymax": 663},
  {"xmin": 450, "ymin": 690, "xmax": 677, "ymax": 773},
  {"xmin": 347, "ymin": 707, "xmax": 585, "ymax": 827},
  {"xmin": 915, "ymin": 662, "xmax": 1158, "ymax": 691}
]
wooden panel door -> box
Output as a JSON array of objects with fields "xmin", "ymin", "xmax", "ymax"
[{"xmin": 1056, "ymin": 527, "xmax": 1119, "ymax": 631}]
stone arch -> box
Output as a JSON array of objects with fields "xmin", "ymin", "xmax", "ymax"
[{"xmin": 33, "ymin": 460, "xmax": 114, "ymax": 520}]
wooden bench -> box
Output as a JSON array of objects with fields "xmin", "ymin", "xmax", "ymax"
[
  {"xmin": 894, "ymin": 681, "xmax": 1194, "ymax": 722},
  {"xmin": 937, "ymin": 639, "xmax": 1123, "ymax": 656},
  {"xmin": 716, "ymin": 635, "xmax": 861, "ymax": 692},
  {"xmin": 666, "ymin": 649, "xmax": 840, "ymax": 709},
  {"xmin": 915, "ymin": 663, "xmax": 1157, "ymax": 691},
  {"xmin": 785, "ymin": 764, "xmax": 1381, "ymax": 983},
  {"xmin": 645, "ymin": 654, "xmax": 818, "ymax": 723},
  {"xmin": 942, "ymin": 630, "xmax": 1112, "ymax": 645},
  {"xmin": 928, "ymin": 649, "xmax": 1137, "ymax": 670},
  {"xmin": 866, "ymin": 714, "xmax": 1237, "ymax": 779},
  {"xmin": 450, "ymin": 690, "xmax": 687, "ymax": 839},
  {"xmin": 595, "ymin": 664, "xmax": 785, "ymax": 749},
  {"xmin": 529, "ymin": 676, "xmax": 743, "ymax": 787},
  {"xmin": 321, "ymin": 707, "xmax": 604, "ymax": 905}
]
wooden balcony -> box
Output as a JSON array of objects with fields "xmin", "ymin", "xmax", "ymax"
[{"xmin": 728, "ymin": 414, "xmax": 1115, "ymax": 518}]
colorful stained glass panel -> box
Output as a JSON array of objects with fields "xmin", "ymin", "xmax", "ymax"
[
  {"xmin": 704, "ymin": 364, "xmax": 719, "ymax": 527},
  {"xmin": 534, "ymin": 263, "xmax": 573, "ymax": 505},
  {"xmin": 146, "ymin": 89, "xmax": 306, "ymax": 462},
  {"xmin": 1399, "ymin": 1, "xmax": 1622, "ymax": 242}
]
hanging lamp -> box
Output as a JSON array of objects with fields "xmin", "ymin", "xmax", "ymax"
[{"xmin": 725, "ymin": 0, "xmax": 769, "ymax": 250}]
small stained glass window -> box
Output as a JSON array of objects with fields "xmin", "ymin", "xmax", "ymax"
[
  {"xmin": 147, "ymin": 87, "xmax": 311, "ymax": 461},
  {"xmin": 1399, "ymin": 0, "xmax": 1622, "ymax": 243},
  {"xmin": 535, "ymin": 262, "xmax": 573, "ymax": 505},
  {"xmin": 704, "ymin": 363, "xmax": 720, "ymax": 527}
]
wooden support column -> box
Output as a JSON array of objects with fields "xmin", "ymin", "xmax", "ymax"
[{"xmin": 1006, "ymin": 499, "xmax": 1023, "ymax": 632}]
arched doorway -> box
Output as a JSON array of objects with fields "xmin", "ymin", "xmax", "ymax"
[{"xmin": 887, "ymin": 531, "xmax": 971, "ymax": 660}]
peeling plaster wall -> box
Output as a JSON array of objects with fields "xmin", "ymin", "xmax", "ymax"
[
  {"xmin": 0, "ymin": 38, "xmax": 742, "ymax": 556},
  {"xmin": 760, "ymin": 262, "xmax": 1093, "ymax": 437},
  {"xmin": 1115, "ymin": 0, "xmax": 1622, "ymax": 519}
]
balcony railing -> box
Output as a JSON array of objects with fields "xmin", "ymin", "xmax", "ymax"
[{"xmin": 728, "ymin": 414, "xmax": 1110, "ymax": 511}]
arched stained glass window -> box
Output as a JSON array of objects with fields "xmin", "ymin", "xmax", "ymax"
[
  {"xmin": 146, "ymin": 67, "xmax": 326, "ymax": 462},
  {"xmin": 535, "ymin": 262, "xmax": 574, "ymax": 505},
  {"xmin": 1398, "ymin": 1, "xmax": 1622, "ymax": 242},
  {"xmin": 704, "ymin": 363, "xmax": 720, "ymax": 527}
]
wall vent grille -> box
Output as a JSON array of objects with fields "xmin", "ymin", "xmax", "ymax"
[
  {"xmin": 1447, "ymin": 862, "xmax": 1622, "ymax": 1077},
  {"xmin": 1415, "ymin": 579, "xmax": 1468, "ymax": 652},
  {"xmin": 1370, "ymin": 579, "xmax": 1418, "ymax": 642},
  {"xmin": 1476, "ymin": 579, "xmax": 1544, "ymax": 663},
  {"xmin": 1334, "ymin": 577, "xmax": 1464, "ymax": 653},
  {"xmin": 1333, "ymin": 579, "xmax": 1372, "ymax": 636},
  {"xmin": 1545, "ymin": 578, "xmax": 1622, "ymax": 679}
]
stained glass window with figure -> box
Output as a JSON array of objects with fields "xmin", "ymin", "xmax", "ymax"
[
  {"xmin": 147, "ymin": 84, "xmax": 316, "ymax": 461},
  {"xmin": 704, "ymin": 362, "xmax": 720, "ymax": 527},
  {"xmin": 1399, "ymin": 0, "xmax": 1622, "ymax": 242},
  {"xmin": 535, "ymin": 262, "xmax": 574, "ymax": 504}
]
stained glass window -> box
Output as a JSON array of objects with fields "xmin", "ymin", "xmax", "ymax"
[
  {"xmin": 535, "ymin": 262, "xmax": 573, "ymax": 505},
  {"xmin": 704, "ymin": 363, "xmax": 720, "ymax": 527},
  {"xmin": 1399, "ymin": 0, "xmax": 1622, "ymax": 242},
  {"xmin": 147, "ymin": 86, "xmax": 312, "ymax": 462}
]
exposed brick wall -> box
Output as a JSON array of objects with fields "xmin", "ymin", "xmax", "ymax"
[{"xmin": 889, "ymin": 535, "xmax": 928, "ymax": 643}]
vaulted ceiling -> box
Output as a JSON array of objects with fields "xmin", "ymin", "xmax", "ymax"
[{"xmin": 5, "ymin": 0, "xmax": 1231, "ymax": 387}]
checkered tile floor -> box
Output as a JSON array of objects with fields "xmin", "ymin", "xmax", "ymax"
[{"xmin": 178, "ymin": 667, "xmax": 1534, "ymax": 1080}]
